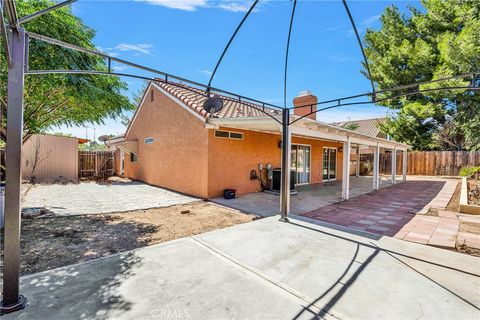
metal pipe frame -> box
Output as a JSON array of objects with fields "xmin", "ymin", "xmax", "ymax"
[
  {"xmin": 0, "ymin": 0, "xmax": 11, "ymax": 65},
  {"xmin": 18, "ymin": 0, "xmax": 78, "ymax": 25},
  {"xmin": 280, "ymin": 109, "xmax": 291, "ymax": 222},
  {"xmin": 207, "ymin": 0, "xmax": 258, "ymax": 90},
  {"xmin": 25, "ymin": 31, "xmax": 284, "ymax": 111},
  {"xmin": 289, "ymin": 84, "xmax": 480, "ymax": 125},
  {"xmin": 342, "ymin": 0, "xmax": 375, "ymax": 94},
  {"xmin": 2, "ymin": 1, "xmax": 479, "ymax": 312},
  {"xmin": 291, "ymin": 72, "xmax": 479, "ymax": 110},
  {"xmin": 1, "ymin": 25, "xmax": 27, "ymax": 315}
]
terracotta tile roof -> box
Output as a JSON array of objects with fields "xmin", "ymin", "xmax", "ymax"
[
  {"xmin": 155, "ymin": 80, "xmax": 281, "ymax": 120},
  {"xmin": 333, "ymin": 118, "xmax": 387, "ymax": 138}
]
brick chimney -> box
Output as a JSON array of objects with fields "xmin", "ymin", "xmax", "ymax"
[{"xmin": 293, "ymin": 90, "xmax": 317, "ymax": 121}]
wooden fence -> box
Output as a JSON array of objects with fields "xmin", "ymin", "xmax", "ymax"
[
  {"xmin": 78, "ymin": 151, "xmax": 115, "ymax": 180},
  {"xmin": 362, "ymin": 151, "xmax": 480, "ymax": 176}
]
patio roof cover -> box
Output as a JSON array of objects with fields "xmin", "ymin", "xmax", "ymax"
[
  {"xmin": 209, "ymin": 116, "xmax": 409, "ymax": 151},
  {"xmin": 115, "ymin": 140, "xmax": 138, "ymax": 155}
]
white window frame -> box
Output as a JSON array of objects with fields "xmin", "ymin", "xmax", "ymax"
[
  {"xmin": 144, "ymin": 137, "xmax": 154, "ymax": 144},
  {"xmin": 322, "ymin": 147, "xmax": 338, "ymax": 181},
  {"xmin": 214, "ymin": 130, "xmax": 244, "ymax": 140},
  {"xmin": 291, "ymin": 143, "xmax": 312, "ymax": 185}
]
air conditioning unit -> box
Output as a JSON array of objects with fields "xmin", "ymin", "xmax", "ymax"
[{"xmin": 271, "ymin": 168, "xmax": 296, "ymax": 192}]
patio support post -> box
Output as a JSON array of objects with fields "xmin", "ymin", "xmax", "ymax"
[
  {"xmin": 373, "ymin": 143, "xmax": 380, "ymax": 190},
  {"xmin": 1, "ymin": 27, "xmax": 27, "ymax": 314},
  {"xmin": 391, "ymin": 146, "xmax": 397, "ymax": 184},
  {"xmin": 119, "ymin": 149, "xmax": 124, "ymax": 176},
  {"xmin": 402, "ymin": 149, "xmax": 407, "ymax": 182},
  {"xmin": 342, "ymin": 137, "xmax": 351, "ymax": 200},
  {"xmin": 280, "ymin": 109, "xmax": 291, "ymax": 222},
  {"xmin": 355, "ymin": 146, "xmax": 360, "ymax": 177}
]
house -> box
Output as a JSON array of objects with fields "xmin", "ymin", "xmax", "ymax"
[
  {"xmin": 333, "ymin": 118, "xmax": 391, "ymax": 174},
  {"xmin": 333, "ymin": 117, "xmax": 388, "ymax": 139},
  {"xmin": 108, "ymin": 81, "xmax": 408, "ymax": 199},
  {"xmin": 22, "ymin": 134, "xmax": 89, "ymax": 183}
]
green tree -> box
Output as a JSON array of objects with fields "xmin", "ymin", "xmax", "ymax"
[
  {"xmin": 363, "ymin": 0, "xmax": 480, "ymax": 150},
  {"xmin": 0, "ymin": 0, "xmax": 134, "ymax": 144}
]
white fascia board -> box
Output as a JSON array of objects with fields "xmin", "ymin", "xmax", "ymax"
[{"xmin": 295, "ymin": 117, "xmax": 410, "ymax": 150}]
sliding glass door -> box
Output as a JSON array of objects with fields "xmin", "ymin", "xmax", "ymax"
[
  {"xmin": 322, "ymin": 147, "xmax": 337, "ymax": 181},
  {"xmin": 291, "ymin": 144, "xmax": 311, "ymax": 185}
]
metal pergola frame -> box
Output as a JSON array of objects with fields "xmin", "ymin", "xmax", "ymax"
[{"xmin": 1, "ymin": 0, "xmax": 479, "ymax": 314}]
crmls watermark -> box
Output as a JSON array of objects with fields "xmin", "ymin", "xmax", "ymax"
[{"xmin": 149, "ymin": 308, "xmax": 191, "ymax": 319}]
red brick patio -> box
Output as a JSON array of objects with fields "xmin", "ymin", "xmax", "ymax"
[{"xmin": 301, "ymin": 180, "xmax": 447, "ymax": 238}]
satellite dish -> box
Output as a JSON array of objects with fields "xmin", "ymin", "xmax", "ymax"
[
  {"xmin": 203, "ymin": 95, "xmax": 224, "ymax": 114},
  {"xmin": 98, "ymin": 135, "xmax": 109, "ymax": 143}
]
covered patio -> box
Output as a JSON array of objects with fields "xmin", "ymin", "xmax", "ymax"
[
  {"xmin": 213, "ymin": 175, "xmax": 399, "ymax": 217},
  {"xmin": 210, "ymin": 114, "xmax": 409, "ymax": 218}
]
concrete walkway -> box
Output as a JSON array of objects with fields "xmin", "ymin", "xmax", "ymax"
[
  {"xmin": 4, "ymin": 217, "xmax": 479, "ymax": 319},
  {"xmin": 22, "ymin": 181, "xmax": 198, "ymax": 216}
]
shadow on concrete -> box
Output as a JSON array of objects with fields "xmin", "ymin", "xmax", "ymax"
[
  {"xmin": 18, "ymin": 215, "xmax": 157, "ymax": 276},
  {"xmin": 15, "ymin": 251, "xmax": 142, "ymax": 320},
  {"xmin": 288, "ymin": 220, "xmax": 480, "ymax": 314},
  {"xmin": 292, "ymin": 244, "xmax": 380, "ymax": 319}
]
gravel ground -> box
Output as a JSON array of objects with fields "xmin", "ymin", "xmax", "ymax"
[{"xmin": 22, "ymin": 180, "xmax": 198, "ymax": 216}]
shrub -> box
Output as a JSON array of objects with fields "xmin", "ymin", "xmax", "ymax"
[{"xmin": 459, "ymin": 166, "xmax": 480, "ymax": 179}]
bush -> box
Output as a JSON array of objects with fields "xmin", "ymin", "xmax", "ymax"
[{"xmin": 459, "ymin": 166, "xmax": 480, "ymax": 179}]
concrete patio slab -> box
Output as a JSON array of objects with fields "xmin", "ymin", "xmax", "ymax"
[
  {"xmin": 4, "ymin": 217, "xmax": 479, "ymax": 319},
  {"xmin": 22, "ymin": 181, "xmax": 198, "ymax": 216},
  {"xmin": 212, "ymin": 176, "xmax": 392, "ymax": 217}
]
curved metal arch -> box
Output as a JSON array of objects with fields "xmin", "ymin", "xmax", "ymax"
[
  {"xmin": 26, "ymin": 69, "xmax": 283, "ymax": 124},
  {"xmin": 283, "ymin": 0, "xmax": 297, "ymax": 109},
  {"xmin": 207, "ymin": 0, "xmax": 259, "ymax": 90},
  {"xmin": 342, "ymin": 0, "xmax": 375, "ymax": 95},
  {"xmin": 289, "ymin": 85, "xmax": 480, "ymax": 125},
  {"xmin": 291, "ymin": 72, "xmax": 479, "ymax": 111}
]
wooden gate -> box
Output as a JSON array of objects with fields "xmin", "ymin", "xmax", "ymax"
[{"xmin": 79, "ymin": 151, "xmax": 115, "ymax": 180}]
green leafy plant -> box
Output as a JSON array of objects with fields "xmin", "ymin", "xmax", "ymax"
[
  {"xmin": 459, "ymin": 166, "xmax": 480, "ymax": 179},
  {"xmin": 363, "ymin": 0, "xmax": 480, "ymax": 151},
  {"xmin": 0, "ymin": 0, "xmax": 135, "ymax": 145}
]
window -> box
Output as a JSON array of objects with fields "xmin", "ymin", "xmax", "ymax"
[
  {"xmin": 229, "ymin": 132, "xmax": 243, "ymax": 140},
  {"xmin": 144, "ymin": 137, "xmax": 154, "ymax": 144},
  {"xmin": 214, "ymin": 130, "xmax": 243, "ymax": 140},
  {"xmin": 215, "ymin": 130, "xmax": 229, "ymax": 138},
  {"xmin": 150, "ymin": 90, "xmax": 154, "ymax": 102},
  {"xmin": 130, "ymin": 153, "xmax": 138, "ymax": 162}
]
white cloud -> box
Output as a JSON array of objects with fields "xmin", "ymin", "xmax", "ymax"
[
  {"xmin": 137, "ymin": 0, "xmax": 207, "ymax": 11},
  {"xmin": 217, "ymin": 1, "xmax": 252, "ymax": 12},
  {"xmin": 199, "ymin": 70, "xmax": 213, "ymax": 76},
  {"xmin": 114, "ymin": 43, "xmax": 154, "ymax": 55},
  {"xmin": 112, "ymin": 64, "xmax": 128, "ymax": 72},
  {"xmin": 361, "ymin": 15, "xmax": 380, "ymax": 27},
  {"xmin": 137, "ymin": 0, "xmax": 258, "ymax": 12}
]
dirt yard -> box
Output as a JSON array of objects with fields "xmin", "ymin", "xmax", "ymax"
[
  {"xmin": 3, "ymin": 201, "xmax": 256, "ymax": 276},
  {"xmin": 446, "ymin": 180, "xmax": 461, "ymax": 212}
]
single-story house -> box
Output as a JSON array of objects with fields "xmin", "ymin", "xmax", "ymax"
[
  {"xmin": 22, "ymin": 133, "xmax": 89, "ymax": 183},
  {"xmin": 332, "ymin": 118, "xmax": 390, "ymax": 174},
  {"xmin": 333, "ymin": 117, "xmax": 388, "ymax": 139},
  {"xmin": 108, "ymin": 81, "xmax": 409, "ymax": 199}
]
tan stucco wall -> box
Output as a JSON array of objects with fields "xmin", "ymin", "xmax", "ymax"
[
  {"xmin": 113, "ymin": 148, "xmax": 122, "ymax": 176},
  {"xmin": 206, "ymin": 127, "xmax": 343, "ymax": 198},
  {"xmin": 123, "ymin": 85, "xmax": 209, "ymax": 198}
]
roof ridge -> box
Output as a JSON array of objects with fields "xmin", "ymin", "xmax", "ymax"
[{"xmin": 154, "ymin": 79, "xmax": 280, "ymax": 120}]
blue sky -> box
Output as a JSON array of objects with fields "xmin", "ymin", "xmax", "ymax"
[{"xmin": 51, "ymin": 0, "xmax": 421, "ymax": 140}]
